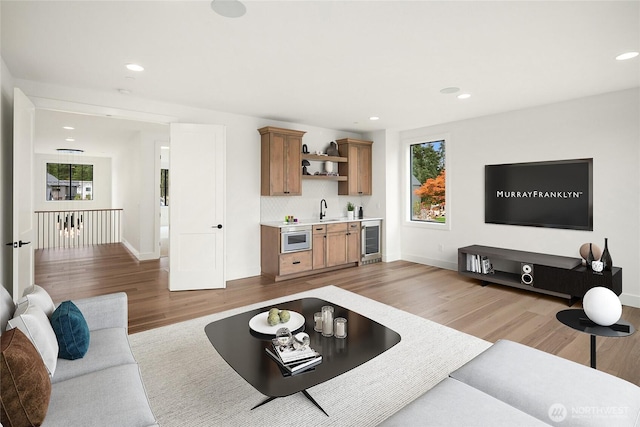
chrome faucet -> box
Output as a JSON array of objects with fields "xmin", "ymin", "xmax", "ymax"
[{"xmin": 320, "ymin": 199, "xmax": 328, "ymax": 220}]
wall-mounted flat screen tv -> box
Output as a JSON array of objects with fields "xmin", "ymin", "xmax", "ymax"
[{"xmin": 485, "ymin": 158, "xmax": 593, "ymax": 230}]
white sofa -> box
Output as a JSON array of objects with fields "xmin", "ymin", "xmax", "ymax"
[
  {"xmin": 381, "ymin": 339, "xmax": 640, "ymax": 426},
  {"xmin": 1, "ymin": 285, "xmax": 157, "ymax": 427}
]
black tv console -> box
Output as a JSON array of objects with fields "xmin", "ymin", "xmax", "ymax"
[{"xmin": 458, "ymin": 245, "xmax": 622, "ymax": 306}]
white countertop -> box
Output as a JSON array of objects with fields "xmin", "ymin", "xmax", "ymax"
[{"xmin": 261, "ymin": 217, "xmax": 382, "ymax": 228}]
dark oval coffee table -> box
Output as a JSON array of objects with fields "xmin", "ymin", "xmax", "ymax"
[
  {"xmin": 556, "ymin": 309, "xmax": 635, "ymax": 369},
  {"xmin": 205, "ymin": 297, "xmax": 401, "ymax": 416}
]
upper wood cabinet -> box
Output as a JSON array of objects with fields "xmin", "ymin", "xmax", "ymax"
[
  {"xmin": 337, "ymin": 138, "xmax": 373, "ymax": 196},
  {"xmin": 258, "ymin": 127, "xmax": 306, "ymax": 196}
]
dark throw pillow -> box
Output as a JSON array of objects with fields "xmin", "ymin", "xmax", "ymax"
[
  {"xmin": 0, "ymin": 327, "xmax": 52, "ymax": 427},
  {"xmin": 50, "ymin": 301, "xmax": 90, "ymax": 360}
]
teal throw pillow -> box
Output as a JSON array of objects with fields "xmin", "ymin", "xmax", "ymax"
[{"xmin": 50, "ymin": 301, "xmax": 90, "ymax": 360}]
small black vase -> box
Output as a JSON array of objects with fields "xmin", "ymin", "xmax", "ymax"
[
  {"xmin": 586, "ymin": 243, "xmax": 595, "ymax": 270},
  {"xmin": 600, "ymin": 238, "xmax": 613, "ymax": 271}
]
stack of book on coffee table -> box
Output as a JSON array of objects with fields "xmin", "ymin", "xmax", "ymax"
[{"xmin": 266, "ymin": 340, "xmax": 322, "ymax": 375}]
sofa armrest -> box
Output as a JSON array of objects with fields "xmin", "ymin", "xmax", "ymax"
[{"xmin": 69, "ymin": 292, "xmax": 128, "ymax": 332}]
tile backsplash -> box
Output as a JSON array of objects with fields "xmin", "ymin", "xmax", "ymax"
[{"xmin": 260, "ymin": 180, "xmax": 371, "ymax": 222}]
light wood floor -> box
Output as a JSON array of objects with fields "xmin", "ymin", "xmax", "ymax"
[{"xmin": 35, "ymin": 243, "xmax": 640, "ymax": 386}]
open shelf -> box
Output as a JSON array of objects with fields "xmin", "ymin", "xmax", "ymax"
[
  {"xmin": 302, "ymin": 175, "xmax": 347, "ymax": 181},
  {"xmin": 302, "ymin": 154, "xmax": 348, "ymax": 163}
]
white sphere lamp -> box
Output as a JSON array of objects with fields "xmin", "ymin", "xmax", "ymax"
[{"xmin": 583, "ymin": 287, "xmax": 622, "ymax": 327}]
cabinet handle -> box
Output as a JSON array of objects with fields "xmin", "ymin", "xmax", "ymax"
[{"xmin": 293, "ymin": 261, "xmax": 301, "ymax": 265}]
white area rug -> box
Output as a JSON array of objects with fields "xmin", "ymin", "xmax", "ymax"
[{"xmin": 129, "ymin": 286, "xmax": 491, "ymax": 426}]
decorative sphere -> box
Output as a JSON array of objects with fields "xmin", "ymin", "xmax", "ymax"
[
  {"xmin": 583, "ymin": 287, "xmax": 622, "ymax": 326},
  {"xmin": 579, "ymin": 243, "xmax": 602, "ymax": 261}
]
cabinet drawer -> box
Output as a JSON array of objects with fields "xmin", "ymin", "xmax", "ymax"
[
  {"xmin": 347, "ymin": 222, "xmax": 360, "ymax": 232},
  {"xmin": 327, "ymin": 223, "xmax": 347, "ymax": 233},
  {"xmin": 279, "ymin": 251, "xmax": 312, "ymax": 275},
  {"xmin": 312, "ymin": 224, "xmax": 327, "ymax": 235}
]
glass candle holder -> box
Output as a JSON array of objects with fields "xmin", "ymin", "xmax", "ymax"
[
  {"xmin": 314, "ymin": 312, "xmax": 323, "ymax": 332},
  {"xmin": 321, "ymin": 306, "xmax": 334, "ymax": 337},
  {"xmin": 275, "ymin": 327, "xmax": 292, "ymax": 346},
  {"xmin": 334, "ymin": 317, "xmax": 347, "ymax": 338}
]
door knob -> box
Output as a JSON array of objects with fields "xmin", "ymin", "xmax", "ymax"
[
  {"xmin": 5, "ymin": 241, "xmax": 30, "ymax": 248},
  {"xmin": 216, "ymin": 224, "xmax": 223, "ymax": 229}
]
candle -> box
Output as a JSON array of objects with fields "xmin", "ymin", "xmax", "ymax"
[
  {"xmin": 321, "ymin": 306, "xmax": 334, "ymax": 337},
  {"xmin": 314, "ymin": 312, "xmax": 322, "ymax": 332},
  {"xmin": 334, "ymin": 317, "xmax": 347, "ymax": 338}
]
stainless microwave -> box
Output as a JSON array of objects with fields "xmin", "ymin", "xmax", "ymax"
[{"xmin": 281, "ymin": 225, "xmax": 312, "ymax": 253}]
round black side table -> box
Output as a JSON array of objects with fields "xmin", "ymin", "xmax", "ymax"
[{"xmin": 556, "ymin": 309, "xmax": 635, "ymax": 369}]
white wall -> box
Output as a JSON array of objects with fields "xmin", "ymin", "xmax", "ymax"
[
  {"xmin": 0, "ymin": 55, "xmax": 15, "ymax": 295},
  {"xmin": 396, "ymin": 89, "xmax": 640, "ymax": 307},
  {"xmin": 362, "ymin": 129, "xmax": 401, "ymax": 262},
  {"xmin": 117, "ymin": 132, "xmax": 141, "ymax": 254}
]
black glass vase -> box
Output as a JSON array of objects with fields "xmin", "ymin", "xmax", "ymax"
[
  {"xmin": 586, "ymin": 243, "xmax": 595, "ymax": 270},
  {"xmin": 600, "ymin": 238, "xmax": 613, "ymax": 271}
]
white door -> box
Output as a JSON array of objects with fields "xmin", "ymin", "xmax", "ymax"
[
  {"xmin": 12, "ymin": 89, "xmax": 35, "ymax": 301},
  {"xmin": 169, "ymin": 124, "xmax": 225, "ymax": 290}
]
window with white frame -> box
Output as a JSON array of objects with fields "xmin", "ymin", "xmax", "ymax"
[{"xmin": 410, "ymin": 140, "xmax": 445, "ymax": 223}]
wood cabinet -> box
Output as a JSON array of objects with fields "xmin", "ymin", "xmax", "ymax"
[
  {"xmin": 337, "ymin": 138, "xmax": 373, "ymax": 196},
  {"xmin": 346, "ymin": 222, "xmax": 361, "ymax": 263},
  {"xmin": 279, "ymin": 251, "xmax": 313, "ymax": 276},
  {"xmin": 326, "ymin": 223, "xmax": 348, "ymax": 267},
  {"xmin": 326, "ymin": 222, "xmax": 360, "ymax": 267},
  {"xmin": 312, "ymin": 224, "xmax": 327, "ymax": 269},
  {"xmin": 258, "ymin": 127, "xmax": 305, "ymax": 196},
  {"xmin": 261, "ymin": 221, "xmax": 362, "ymax": 281}
]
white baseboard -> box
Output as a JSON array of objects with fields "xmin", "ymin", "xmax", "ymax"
[
  {"xmin": 620, "ymin": 293, "xmax": 640, "ymax": 309},
  {"xmin": 138, "ymin": 252, "xmax": 158, "ymax": 261},
  {"xmin": 121, "ymin": 239, "xmax": 139, "ymax": 259},
  {"xmin": 402, "ymin": 253, "xmax": 457, "ymax": 271},
  {"xmin": 121, "ymin": 239, "xmax": 159, "ymax": 261}
]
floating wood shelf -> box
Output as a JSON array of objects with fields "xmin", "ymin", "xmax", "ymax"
[
  {"xmin": 302, "ymin": 154, "xmax": 348, "ymax": 163},
  {"xmin": 302, "ymin": 175, "xmax": 347, "ymax": 181}
]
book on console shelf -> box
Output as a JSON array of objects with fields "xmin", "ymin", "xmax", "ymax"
[{"xmin": 466, "ymin": 254, "xmax": 494, "ymax": 275}]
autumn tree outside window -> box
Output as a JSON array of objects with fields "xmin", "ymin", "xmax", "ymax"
[{"xmin": 410, "ymin": 140, "xmax": 445, "ymax": 223}]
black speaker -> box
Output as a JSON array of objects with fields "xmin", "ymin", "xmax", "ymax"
[{"xmin": 521, "ymin": 263, "xmax": 534, "ymax": 285}]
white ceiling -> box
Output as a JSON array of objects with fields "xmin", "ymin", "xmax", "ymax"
[
  {"xmin": 2, "ymin": 1, "xmax": 639, "ymax": 155},
  {"xmin": 33, "ymin": 109, "xmax": 169, "ymax": 156}
]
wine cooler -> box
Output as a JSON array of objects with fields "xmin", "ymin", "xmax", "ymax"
[{"xmin": 361, "ymin": 220, "xmax": 382, "ymax": 264}]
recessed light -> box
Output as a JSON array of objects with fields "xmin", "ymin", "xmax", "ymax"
[
  {"xmin": 440, "ymin": 87, "xmax": 460, "ymax": 94},
  {"xmin": 126, "ymin": 63, "xmax": 144, "ymax": 72},
  {"xmin": 457, "ymin": 93, "xmax": 471, "ymax": 99},
  {"xmin": 65, "ymin": 138, "xmax": 75, "ymax": 142},
  {"xmin": 211, "ymin": 0, "xmax": 246, "ymax": 18},
  {"xmin": 62, "ymin": 126, "xmax": 75, "ymax": 130},
  {"xmin": 369, "ymin": 116, "xmax": 380, "ymax": 121},
  {"xmin": 616, "ymin": 52, "xmax": 639, "ymax": 61}
]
